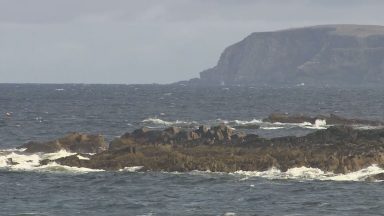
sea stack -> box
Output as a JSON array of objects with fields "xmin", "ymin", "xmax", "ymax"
[{"xmin": 186, "ymin": 24, "xmax": 384, "ymax": 87}]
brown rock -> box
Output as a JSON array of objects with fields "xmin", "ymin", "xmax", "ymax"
[{"xmin": 19, "ymin": 133, "xmax": 107, "ymax": 153}]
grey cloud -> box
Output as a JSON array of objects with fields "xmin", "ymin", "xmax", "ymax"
[{"xmin": 1, "ymin": 0, "xmax": 384, "ymax": 83}]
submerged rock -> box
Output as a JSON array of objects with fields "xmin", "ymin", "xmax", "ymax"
[{"xmin": 18, "ymin": 132, "xmax": 108, "ymax": 154}]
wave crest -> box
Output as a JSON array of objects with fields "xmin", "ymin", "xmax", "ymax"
[
  {"xmin": 234, "ymin": 165, "xmax": 384, "ymax": 182},
  {"xmin": 0, "ymin": 149, "xmax": 102, "ymax": 173}
]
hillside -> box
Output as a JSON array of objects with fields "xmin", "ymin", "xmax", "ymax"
[{"xmin": 186, "ymin": 25, "xmax": 384, "ymax": 86}]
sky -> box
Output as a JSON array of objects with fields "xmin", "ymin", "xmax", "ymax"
[{"xmin": 1, "ymin": 0, "xmax": 384, "ymax": 84}]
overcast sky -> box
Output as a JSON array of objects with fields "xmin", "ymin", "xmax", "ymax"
[{"xmin": 1, "ymin": 0, "xmax": 384, "ymax": 84}]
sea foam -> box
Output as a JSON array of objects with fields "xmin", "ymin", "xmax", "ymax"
[
  {"xmin": 140, "ymin": 117, "xmax": 332, "ymax": 131},
  {"xmin": 142, "ymin": 118, "xmax": 192, "ymax": 126},
  {"xmin": 234, "ymin": 165, "xmax": 384, "ymax": 182},
  {"xmin": 0, "ymin": 149, "xmax": 102, "ymax": 173},
  {"xmin": 119, "ymin": 166, "xmax": 144, "ymax": 172}
]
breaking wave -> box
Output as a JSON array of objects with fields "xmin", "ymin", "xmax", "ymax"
[
  {"xmin": 142, "ymin": 118, "xmax": 175, "ymax": 125},
  {"xmin": 260, "ymin": 126, "xmax": 285, "ymax": 130},
  {"xmin": 0, "ymin": 149, "xmax": 103, "ymax": 173},
  {"xmin": 140, "ymin": 117, "xmax": 335, "ymax": 131},
  {"xmin": 270, "ymin": 119, "xmax": 328, "ymax": 130},
  {"xmin": 141, "ymin": 118, "xmax": 196, "ymax": 128},
  {"xmin": 1, "ymin": 148, "xmax": 383, "ymax": 181},
  {"xmin": 141, "ymin": 117, "xmax": 384, "ymax": 132},
  {"xmin": 234, "ymin": 165, "xmax": 384, "ymax": 182},
  {"xmin": 119, "ymin": 166, "xmax": 144, "ymax": 172},
  {"xmin": 230, "ymin": 119, "xmax": 262, "ymax": 125}
]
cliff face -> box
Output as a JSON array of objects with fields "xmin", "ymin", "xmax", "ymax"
[{"xmin": 195, "ymin": 25, "xmax": 384, "ymax": 86}]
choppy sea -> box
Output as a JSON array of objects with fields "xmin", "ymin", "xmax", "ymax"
[{"xmin": 1, "ymin": 83, "xmax": 384, "ymax": 216}]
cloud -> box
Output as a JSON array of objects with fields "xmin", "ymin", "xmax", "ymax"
[{"xmin": 1, "ymin": 0, "xmax": 384, "ymax": 83}]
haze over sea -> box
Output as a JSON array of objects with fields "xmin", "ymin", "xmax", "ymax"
[{"xmin": 1, "ymin": 83, "xmax": 384, "ymax": 216}]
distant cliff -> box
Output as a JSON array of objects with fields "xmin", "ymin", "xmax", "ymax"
[{"xmin": 185, "ymin": 25, "xmax": 384, "ymax": 86}]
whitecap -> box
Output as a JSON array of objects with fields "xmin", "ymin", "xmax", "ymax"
[
  {"xmin": 352, "ymin": 125, "xmax": 384, "ymax": 130},
  {"xmin": 119, "ymin": 166, "xmax": 144, "ymax": 172},
  {"xmin": 38, "ymin": 162, "xmax": 104, "ymax": 173},
  {"xmin": 327, "ymin": 165, "xmax": 384, "ymax": 181},
  {"xmin": 41, "ymin": 149, "xmax": 76, "ymax": 160},
  {"xmin": 142, "ymin": 118, "xmax": 173, "ymax": 125},
  {"xmin": 77, "ymin": 155, "xmax": 90, "ymax": 160},
  {"xmin": 260, "ymin": 126, "xmax": 285, "ymax": 130},
  {"xmin": 232, "ymin": 119, "xmax": 262, "ymax": 125},
  {"xmin": 234, "ymin": 165, "xmax": 384, "ymax": 182},
  {"xmin": 262, "ymin": 119, "xmax": 328, "ymax": 130},
  {"xmin": 141, "ymin": 117, "xmax": 195, "ymax": 127},
  {"xmin": 0, "ymin": 149, "xmax": 102, "ymax": 173},
  {"xmin": 302, "ymin": 119, "xmax": 328, "ymax": 129}
]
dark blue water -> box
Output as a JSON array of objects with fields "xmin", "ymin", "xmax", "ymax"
[{"xmin": 1, "ymin": 84, "xmax": 384, "ymax": 215}]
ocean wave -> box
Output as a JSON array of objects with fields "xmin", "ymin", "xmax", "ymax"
[
  {"xmin": 351, "ymin": 125, "xmax": 384, "ymax": 130},
  {"xmin": 141, "ymin": 118, "xmax": 195, "ymax": 127},
  {"xmin": 234, "ymin": 165, "xmax": 384, "ymax": 182},
  {"xmin": 260, "ymin": 126, "xmax": 285, "ymax": 130},
  {"xmin": 77, "ymin": 155, "xmax": 90, "ymax": 160},
  {"xmin": 266, "ymin": 119, "xmax": 328, "ymax": 130},
  {"xmin": 0, "ymin": 149, "xmax": 102, "ymax": 173},
  {"xmin": 302, "ymin": 119, "xmax": 328, "ymax": 129},
  {"xmin": 140, "ymin": 117, "xmax": 331, "ymax": 131},
  {"xmin": 119, "ymin": 166, "xmax": 144, "ymax": 172},
  {"xmin": 231, "ymin": 119, "xmax": 262, "ymax": 125},
  {"xmin": 38, "ymin": 162, "xmax": 104, "ymax": 173},
  {"xmin": 142, "ymin": 118, "xmax": 174, "ymax": 125}
]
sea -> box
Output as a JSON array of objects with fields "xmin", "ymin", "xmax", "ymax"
[{"xmin": 1, "ymin": 83, "xmax": 384, "ymax": 216}]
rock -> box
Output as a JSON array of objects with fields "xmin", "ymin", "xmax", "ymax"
[
  {"xmin": 176, "ymin": 131, "xmax": 200, "ymax": 142},
  {"xmin": 182, "ymin": 24, "xmax": 384, "ymax": 87},
  {"xmin": 304, "ymin": 125, "xmax": 359, "ymax": 144},
  {"xmin": 109, "ymin": 136, "xmax": 136, "ymax": 151},
  {"xmin": 131, "ymin": 127, "xmax": 149, "ymax": 137},
  {"xmin": 20, "ymin": 140, "xmax": 62, "ymax": 153},
  {"xmin": 326, "ymin": 114, "xmax": 383, "ymax": 126},
  {"xmin": 368, "ymin": 173, "xmax": 384, "ymax": 181},
  {"xmin": 6, "ymin": 158, "xmax": 18, "ymax": 165},
  {"xmin": 197, "ymin": 125, "xmax": 209, "ymax": 135},
  {"xmin": 163, "ymin": 126, "xmax": 181, "ymax": 136},
  {"xmin": 210, "ymin": 124, "xmax": 234, "ymax": 143},
  {"xmin": 231, "ymin": 132, "xmax": 246, "ymax": 145},
  {"xmin": 243, "ymin": 134, "xmax": 260, "ymax": 143},
  {"xmin": 131, "ymin": 127, "xmax": 163, "ymax": 144},
  {"xmin": 18, "ymin": 133, "xmax": 107, "ymax": 153},
  {"xmin": 26, "ymin": 123, "xmax": 384, "ymax": 174}
]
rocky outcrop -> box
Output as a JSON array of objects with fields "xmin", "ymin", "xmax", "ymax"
[
  {"xmin": 109, "ymin": 124, "xmax": 235, "ymax": 151},
  {"xmin": 263, "ymin": 113, "xmax": 383, "ymax": 126},
  {"xmin": 184, "ymin": 25, "xmax": 384, "ymax": 87},
  {"xmin": 18, "ymin": 132, "xmax": 108, "ymax": 154},
  {"xmin": 36, "ymin": 125, "xmax": 384, "ymax": 174}
]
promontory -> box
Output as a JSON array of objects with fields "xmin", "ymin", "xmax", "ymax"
[{"xmin": 183, "ymin": 24, "xmax": 384, "ymax": 87}]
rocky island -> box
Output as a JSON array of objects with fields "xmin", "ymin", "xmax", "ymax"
[
  {"xmin": 15, "ymin": 114, "xmax": 384, "ymax": 180},
  {"xmin": 182, "ymin": 24, "xmax": 384, "ymax": 87}
]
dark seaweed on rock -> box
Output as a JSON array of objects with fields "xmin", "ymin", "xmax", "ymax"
[{"xmin": 25, "ymin": 123, "xmax": 384, "ymax": 178}]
